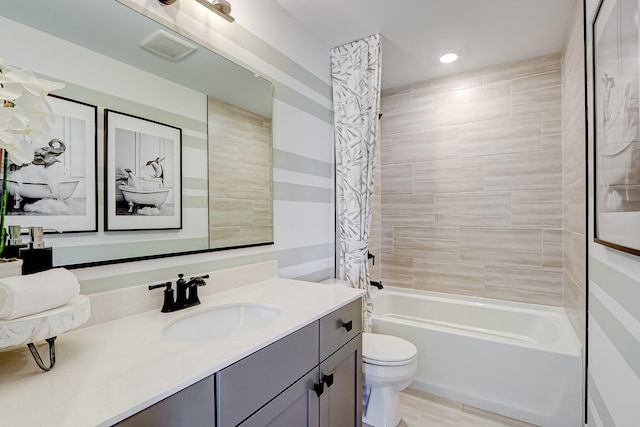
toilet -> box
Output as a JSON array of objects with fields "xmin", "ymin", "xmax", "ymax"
[{"xmin": 362, "ymin": 332, "xmax": 418, "ymax": 427}]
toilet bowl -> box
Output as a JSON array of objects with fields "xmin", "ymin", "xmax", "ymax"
[{"xmin": 362, "ymin": 332, "xmax": 418, "ymax": 427}]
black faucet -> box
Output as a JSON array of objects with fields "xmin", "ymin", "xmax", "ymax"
[
  {"xmin": 185, "ymin": 274, "xmax": 209, "ymax": 307},
  {"xmin": 148, "ymin": 274, "xmax": 209, "ymax": 312}
]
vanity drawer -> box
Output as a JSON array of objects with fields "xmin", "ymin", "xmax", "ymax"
[
  {"xmin": 216, "ymin": 321, "xmax": 319, "ymax": 427},
  {"xmin": 319, "ymin": 299, "xmax": 362, "ymax": 361}
]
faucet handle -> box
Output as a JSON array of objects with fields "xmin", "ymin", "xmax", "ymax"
[
  {"xmin": 148, "ymin": 281, "xmax": 175, "ymax": 313},
  {"xmin": 186, "ymin": 275, "xmax": 209, "ymax": 306},
  {"xmin": 148, "ymin": 282, "xmax": 172, "ymax": 291},
  {"xmin": 189, "ymin": 274, "xmax": 210, "ymax": 285}
]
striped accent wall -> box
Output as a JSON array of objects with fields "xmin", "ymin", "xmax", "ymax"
[
  {"xmin": 587, "ymin": 255, "xmax": 640, "ymax": 426},
  {"xmin": 2, "ymin": 0, "xmax": 336, "ymax": 292},
  {"xmin": 586, "ymin": 0, "xmax": 640, "ymax": 424}
]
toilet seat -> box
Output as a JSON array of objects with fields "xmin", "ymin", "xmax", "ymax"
[{"xmin": 362, "ymin": 332, "xmax": 418, "ymax": 366}]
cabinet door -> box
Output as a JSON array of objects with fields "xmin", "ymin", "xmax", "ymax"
[
  {"xmin": 319, "ymin": 334, "xmax": 362, "ymax": 427},
  {"xmin": 217, "ymin": 322, "xmax": 319, "ymax": 426},
  {"xmin": 115, "ymin": 375, "xmax": 215, "ymax": 427},
  {"xmin": 239, "ymin": 368, "xmax": 320, "ymax": 427}
]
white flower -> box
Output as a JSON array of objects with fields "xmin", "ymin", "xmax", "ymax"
[
  {"xmin": 0, "ymin": 68, "xmax": 65, "ymax": 100},
  {"xmin": 0, "ymin": 59, "xmax": 64, "ymax": 165},
  {"xmin": 0, "ymin": 130, "xmax": 34, "ymax": 165}
]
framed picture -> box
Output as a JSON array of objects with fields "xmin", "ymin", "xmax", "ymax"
[
  {"xmin": 593, "ymin": 0, "xmax": 640, "ymax": 255},
  {"xmin": 104, "ymin": 110, "xmax": 182, "ymax": 231},
  {"xmin": 3, "ymin": 95, "xmax": 97, "ymax": 232}
]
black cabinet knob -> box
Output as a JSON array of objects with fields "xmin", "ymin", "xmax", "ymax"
[
  {"xmin": 342, "ymin": 320, "xmax": 353, "ymax": 332},
  {"xmin": 322, "ymin": 373, "xmax": 334, "ymax": 388},
  {"xmin": 313, "ymin": 381, "xmax": 324, "ymax": 397}
]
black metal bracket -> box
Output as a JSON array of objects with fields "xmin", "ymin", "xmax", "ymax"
[
  {"xmin": 367, "ymin": 252, "xmax": 375, "ymax": 265},
  {"xmin": 27, "ymin": 337, "xmax": 57, "ymax": 371}
]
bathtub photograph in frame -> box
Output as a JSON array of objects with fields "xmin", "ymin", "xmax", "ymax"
[
  {"xmin": 104, "ymin": 110, "xmax": 182, "ymax": 231},
  {"xmin": 2, "ymin": 94, "xmax": 97, "ymax": 232},
  {"xmin": 593, "ymin": 0, "xmax": 640, "ymax": 255}
]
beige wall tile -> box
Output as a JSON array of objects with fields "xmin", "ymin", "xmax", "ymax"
[
  {"xmin": 482, "ymin": 53, "xmax": 561, "ymax": 84},
  {"xmin": 435, "ymin": 193, "xmax": 511, "ymax": 227},
  {"xmin": 511, "ymin": 189, "xmax": 562, "ymax": 228},
  {"xmin": 381, "ymin": 164, "xmax": 413, "ymax": 194},
  {"xmin": 380, "ymin": 135, "xmax": 393, "ymax": 165},
  {"xmin": 511, "ymin": 85, "xmax": 562, "ymax": 116},
  {"xmin": 394, "ymin": 226, "xmax": 460, "ymax": 260},
  {"xmin": 564, "ymin": 230, "xmax": 586, "ymax": 293},
  {"xmin": 377, "ymin": 53, "xmax": 566, "ymax": 306},
  {"xmin": 541, "ymin": 110, "xmax": 562, "ymax": 135},
  {"xmin": 542, "ymin": 229, "xmax": 564, "ymax": 268},
  {"xmin": 434, "ymin": 82, "xmax": 511, "ymax": 126},
  {"xmin": 381, "ymin": 256, "xmax": 414, "ymax": 288},
  {"xmin": 511, "ymin": 70, "xmax": 562, "ymax": 93},
  {"xmin": 460, "ymin": 228, "xmax": 542, "ymax": 267},
  {"xmin": 414, "ymin": 158, "xmax": 484, "ymax": 194},
  {"xmin": 412, "ymin": 70, "xmax": 483, "ymax": 97},
  {"xmin": 381, "ymin": 194, "xmax": 435, "ymax": 218},
  {"xmin": 561, "ymin": 0, "xmax": 586, "ymax": 344},
  {"xmin": 541, "ymin": 134, "xmax": 562, "ymax": 150},
  {"xmin": 458, "ymin": 114, "xmax": 541, "ymax": 158},
  {"xmin": 564, "ymin": 271, "xmax": 586, "ymax": 346},
  {"xmin": 392, "ymin": 126, "xmax": 459, "ymax": 163},
  {"xmin": 564, "ymin": 178, "xmax": 586, "ymax": 235},
  {"xmin": 381, "ymin": 95, "xmax": 435, "ymax": 135},
  {"xmin": 485, "ymin": 148, "xmax": 562, "ymax": 191},
  {"xmin": 485, "ymin": 265, "xmax": 563, "ymax": 306},
  {"xmin": 414, "ymin": 258, "xmax": 485, "ymax": 296}
]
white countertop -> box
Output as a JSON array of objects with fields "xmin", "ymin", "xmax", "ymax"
[{"xmin": 0, "ymin": 278, "xmax": 364, "ymax": 427}]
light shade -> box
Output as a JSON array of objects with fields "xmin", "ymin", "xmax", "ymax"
[
  {"xmin": 439, "ymin": 53, "xmax": 459, "ymax": 64},
  {"xmin": 195, "ymin": 0, "xmax": 235, "ymax": 22}
]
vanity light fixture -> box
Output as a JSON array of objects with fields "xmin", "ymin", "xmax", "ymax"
[
  {"xmin": 439, "ymin": 52, "xmax": 459, "ymax": 64},
  {"xmin": 195, "ymin": 0, "xmax": 236, "ymax": 22},
  {"xmin": 158, "ymin": 0, "xmax": 235, "ymax": 23}
]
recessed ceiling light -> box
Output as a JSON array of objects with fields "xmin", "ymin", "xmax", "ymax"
[{"xmin": 440, "ymin": 53, "xmax": 459, "ymax": 64}]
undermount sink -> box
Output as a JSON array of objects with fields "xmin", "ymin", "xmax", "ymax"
[{"xmin": 161, "ymin": 303, "xmax": 281, "ymax": 342}]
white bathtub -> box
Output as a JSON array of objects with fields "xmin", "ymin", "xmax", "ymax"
[{"xmin": 371, "ymin": 287, "xmax": 582, "ymax": 427}]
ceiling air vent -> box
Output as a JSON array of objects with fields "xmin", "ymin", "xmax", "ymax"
[{"xmin": 140, "ymin": 29, "xmax": 197, "ymax": 61}]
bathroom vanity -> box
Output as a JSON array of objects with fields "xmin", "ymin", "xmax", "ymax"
[
  {"xmin": 0, "ymin": 273, "xmax": 364, "ymax": 427},
  {"xmin": 117, "ymin": 299, "xmax": 362, "ymax": 426}
]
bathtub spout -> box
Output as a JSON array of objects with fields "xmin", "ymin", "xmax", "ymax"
[{"xmin": 370, "ymin": 280, "xmax": 383, "ymax": 290}]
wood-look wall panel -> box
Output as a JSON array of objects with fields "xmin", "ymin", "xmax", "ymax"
[
  {"xmin": 376, "ymin": 53, "xmax": 563, "ymax": 305},
  {"xmin": 484, "ymin": 265, "xmax": 563, "ymax": 306},
  {"xmin": 459, "ymin": 228, "xmax": 542, "ymax": 267},
  {"xmin": 511, "ymin": 189, "xmax": 563, "ymax": 228},
  {"xmin": 413, "ymin": 158, "xmax": 484, "ymax": 194},
  {"xmin": 458, "ymin": 114, "xmax": 541, "ymax": 158},
  {"xmin": 435, "ymin": 193, "xmax": 511, "ymax": 227}
]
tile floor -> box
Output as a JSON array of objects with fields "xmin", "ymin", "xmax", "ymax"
[{"xmin": 397, "ymin": 388, "xmax": 539, "ymax": 427}]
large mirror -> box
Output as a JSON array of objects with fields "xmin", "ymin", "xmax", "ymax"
[{"xmin": 0, "ymin": 0, "xmax": 273, "ymax": 266}]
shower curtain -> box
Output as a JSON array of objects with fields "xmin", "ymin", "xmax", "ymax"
[{"xmin": 330, "ymin": 34, "xmax": 382, "ymax": 332}]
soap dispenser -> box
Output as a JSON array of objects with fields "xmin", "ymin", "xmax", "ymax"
[
  {"xmin": 19, "ymin": 226, "xmax": 53, "ymax": 275},
  {"xmin": 3, "ymin": 225, "xmax": 28, "ymax": 259}
]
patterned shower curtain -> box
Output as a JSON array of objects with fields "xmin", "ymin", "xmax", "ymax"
[{"xmin": 331, "ymin": 34, "xmax": 382, "ymax": 332}]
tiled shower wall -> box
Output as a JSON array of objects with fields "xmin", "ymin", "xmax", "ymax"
[
  {"xmin": 376, "ymin": 54, "xmax": 564, "ymax": 306},
  {"xmin": 561, "ymin": 0, "xmax": 586, "ymax": 344}
]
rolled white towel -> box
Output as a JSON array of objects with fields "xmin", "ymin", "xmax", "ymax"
[{"xmin": 0, "ymin": 268, "xmax": 80, "ymax": 320}]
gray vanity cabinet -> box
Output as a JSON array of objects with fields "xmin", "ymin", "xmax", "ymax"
[
  {"xmin": 114, "ymin": 375, "xmax": 216, "ymax": 427},
  {"xmin": 319, "ymin": 334, "xmax": 362, "ymax": 427},
  {"xmin": 218, "ymin": 298, "xmax": 363, "ymax": 427}
]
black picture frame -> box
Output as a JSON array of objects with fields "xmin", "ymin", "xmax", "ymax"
[
  {"xmin": 3, "ymin": 94, "xmax": 98, "ymax": 233},
  {"xmin": 593, "ymin": 0, "xmax": 640, "ymax": 256},
  {"xmin": 104, "ymin": 109, "xmax": 182, "ymax": 231}
]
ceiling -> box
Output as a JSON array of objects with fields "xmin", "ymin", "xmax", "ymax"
[{"xmin": 274, "ymin": 0, "xmax": 577, "ymax": 90}]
